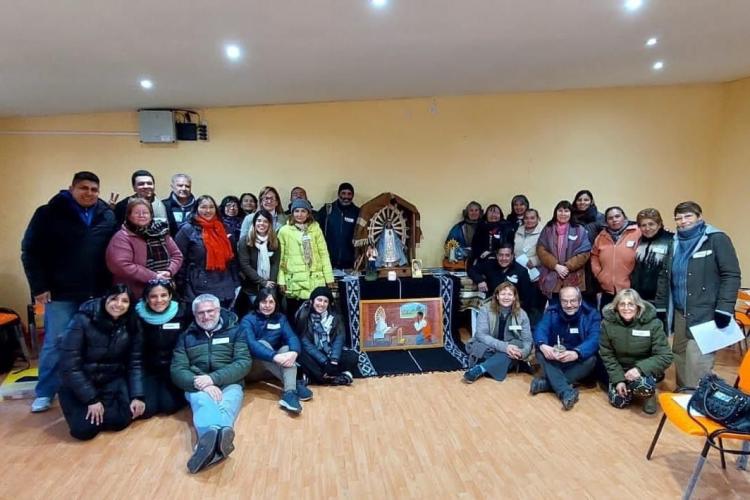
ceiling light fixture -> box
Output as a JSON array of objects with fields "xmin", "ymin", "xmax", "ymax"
[
  {"xmin": 624, "ymin": 0, "xmax": 644, "ymax": 11},
  {"xmin": 225, "ymin": 44, "xmax": 242, "ymax": 61},
  {"xmin": 140, "ymin": 79, "xmax": 153, "ymax": 89},
  {"xmin": 371, "ymin": 0, "xmax": 388, "ymax": 8},
  {"xmin": 646, "ymin": 37, "xmax": 658, "ymax": 46},
  {"xmin": 652, "ymin": 61, "xmax": 664, "ymax": 70}
]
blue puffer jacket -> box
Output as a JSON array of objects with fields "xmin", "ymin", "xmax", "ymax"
[
  {"xmin": 532, "ymin": 301, "xmax": 601, "ymax": 359},
  {"xmin": 241, "ymin": 311, "xmax": 301, "ymax": 362}
]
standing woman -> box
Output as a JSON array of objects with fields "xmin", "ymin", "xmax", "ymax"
[
  {"xmin": 463, "ymin": 282, "xmax": 533, "ymax": 383},
  {"xmin": 514, "ymin": 208, "xmax": 543, "ymax": 276},
  {"xmin": 572, "ymin": 189, "xmax": 606, "ymax": 305},
  {"xmin": 135, "ymin": 279, "xmax": 192, "ymax": 418},
  {"xmin": 590, "ymin": 207, "xmax": 641, "ymax": 309},
  {"xmin": 239, "ymin": 186, "xmax": 287, "ymax": 242},
  {"xmin": 508, "ymin": 195, "xmax": 531, "ymax": 230},
  {"xmin": 631, "ymin": 208, "xmax": 673, "ymax": 304},
  {"xmin": 58, "ymin": 284, "xmax": 145, "ymax": 440},
  {"xmin": 536, "ymin": 201, "xmax": 592, "ymax": 300},
  {"xmin": 220, "ymin": 195, "xmax": 243, "ymax": 243},
  {"xmin": 294, "ymin": 286, "xmax": 359, "ymax": 386},
  {"xmin": 106, "ymin": 198, "xmax": 183, "ymax": 299},
  {"xmin": 277, "ymin": 199, "xmax": 334, "ymax": 317},
  {"xmin": 239, "ymin": 192, "xmax": 258, "ymax": 218},
  {"xmin": 236, "ymin": 209, "xmax": 280, "ymax": 317},
  {"xmin": 175, "ymin": 195, "xmax": 240, "ymax": 308},
  {"xmin": 599, "ymin": 288, "xmax": 673, "ymax": 414}
]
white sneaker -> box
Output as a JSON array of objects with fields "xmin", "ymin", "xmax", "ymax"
[{"xmin": 31, "ymin": 397, "xmax": 52, "ymax": 413}]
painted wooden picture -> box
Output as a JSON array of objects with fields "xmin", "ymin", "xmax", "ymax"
[{"xmin": 359, "ymin": 297, "xmax": 443, "ymax": 351}]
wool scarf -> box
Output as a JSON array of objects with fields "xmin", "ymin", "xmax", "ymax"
[
  {"xmin": 310, "ymin": 309, "xmax": 334, "ymax": 355},
  {"xmin": 555, "ymin": 222, "xmax": 569, "ymax": 260},
  {"xmin": 295, "ymin": 222, "xmax": 313, "ymax": 267},
  {"xmin": 254, "ymin": 233, "xmax": 271, "ymax": 280},
  {"xmin": 127, "ymin": 220, "xmax": 171, "ymax": 271},
  {"xmin": 135, "ymin": 300, "xmax": 179, "ymax": 325},
  {"xmin": 195, "ymin": 216, "xmax": 234, "ymax": 271},
  {"xmin": 671, "ymin": 220, "xmax": 706, "ymax": 311},
  {"xmin": 605, "ymin": 224, "xmax": 628, "ymax": 243}
]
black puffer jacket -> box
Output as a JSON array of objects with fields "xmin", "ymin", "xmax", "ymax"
[
  {"xmin": 138, "ymin": 302, "xmax": 193, "ymax": 375},
  {"xmin": 59, "ymin": 299, "xmax": 143, "ymax": 404}
]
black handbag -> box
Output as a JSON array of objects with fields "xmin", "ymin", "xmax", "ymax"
[{"xmin": 688, "ymin": 373, "xmax": 750, "ymax": 432}]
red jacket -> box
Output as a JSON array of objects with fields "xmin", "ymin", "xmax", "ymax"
[
  {"xmin": 591, "ymin": 224, "xmax": 641, "ymax": 294},
  {"xmin": 106, "ymin": 227, "xmax": 183, "ymax": 298}
]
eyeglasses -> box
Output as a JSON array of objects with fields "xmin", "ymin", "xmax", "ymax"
[
  {"xmin": 618, "ymin": 302, "xmax": 638, "ymax": 309},
  {"xmin": 147, "ymin": 278, "xmax": 172, "ymax": 286},
  {"xmin": 560, "ymin": 299, "xmax": 580, "ymax": 306},
  {"xmin": 261, "ymin": 196, "xmax": 276, "ymax": 202}
]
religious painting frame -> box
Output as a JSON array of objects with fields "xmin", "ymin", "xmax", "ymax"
[{"xmin": 358, "ymin": 297, "xmax": 443, "ymax": 352}]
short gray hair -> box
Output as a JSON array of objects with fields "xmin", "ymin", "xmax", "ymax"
[
  {"xmin": 192, "ymin": 294, "xmax": 220, "ymax": 314},
  {"xmin": 171, "ymin": 173, "xmax": 192, "ymax": 185},
  {"xmin": 559, "ymin": 286, "xmax": 582, "ymax": 302},
  {"xmin": 604, "ymin": 288, "xmax": 646, "ymax": 319}
]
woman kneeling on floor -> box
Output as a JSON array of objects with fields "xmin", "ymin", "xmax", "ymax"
[
  {"xmin": 294, "ymin": 286, "xmax": 359, "ymax": 386},
  {"xmin": 241, "ymin": 287, "xmax": 313, "ymax": 415},
  {"xmin": 58, "ymin": 284, "xmax": 145, "ymax": 440},
  {"xmin": 599, "ymin": 288, "xmax": 673, "ymax": 414},
  {"xmin": 463, "ymin": 281, "xmax": 533, "ymax": 383}
]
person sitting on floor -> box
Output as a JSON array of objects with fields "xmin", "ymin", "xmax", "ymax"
[
  {"xmin": 599, "ymin": 288, "xmax": 673, "ymax": 415},
  {"xmin": 170, "ymin": 294, "xmax": 251, "ymax": 474},
  {"xmin": 58, "ymin": 284, "xmax": 144, "ymax": 440},
  {"xmin": 135, "ymin": 279, "xmax": 192, "ymax": 418},
  {"xmin": 241, "ymin": 287, "xmax": 313, "ymax": 415},
  {"xmin": 294, "ymin": 286, "xmax": 359, "ymax": 386},
  {"xmin": 463, "ymin": 281, "xmax": 533, "ymax": 383},
  {"xmin": 530, "ymin": 286, "xmax": 600, "ymax": 411}
]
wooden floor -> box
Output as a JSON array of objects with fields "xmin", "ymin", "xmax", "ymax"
[{"xmin": 2, "ymin": 349, "xmax": 750, "ymax": 499}]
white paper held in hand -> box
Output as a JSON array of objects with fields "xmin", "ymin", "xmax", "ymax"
[{"xmin": 689, "ymin": 319, "xmax": 744, "ymax": 355}]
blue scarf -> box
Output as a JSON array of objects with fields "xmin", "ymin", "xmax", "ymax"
[
  {"xmin": 671, "ymin": 220, "xmax": 706, "ymax": 311},
  {"xmin": 136, "ymin": 300, "xmax": 179, "ymax": 325}
]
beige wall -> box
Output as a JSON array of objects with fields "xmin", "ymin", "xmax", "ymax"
[{"xmin": 0, "ymin": 82, "xmax": 740, "ymax": 315}]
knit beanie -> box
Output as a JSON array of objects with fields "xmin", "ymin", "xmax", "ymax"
[
  {"xmin": 291, "ymin": 198, "xmax": 313, "ymax": 212},
  {"xmin": 338, "ymin": 182, "xmax": 354, "ymax": 194},
  {"xmin": 310, "ymin": 286, "xmax": 334, "ymax": 304}
]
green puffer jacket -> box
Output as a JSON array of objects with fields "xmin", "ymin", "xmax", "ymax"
[
  {"xmin": 170, "ymin": 309, "xmax": 252, "ymax": 392},
  {"xmin": 599, "ymin": 301, "xmax": 673, "ymax": 385},
  {"xmin": 277, "ymin": 221, "xmax": 334, "ymax": 300}
]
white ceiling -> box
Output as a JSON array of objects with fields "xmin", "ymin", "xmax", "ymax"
[{"xmin": 1, "ymin": 0, "xmax": 750, "ymax": 117}]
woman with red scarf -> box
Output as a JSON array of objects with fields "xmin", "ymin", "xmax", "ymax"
[{"xmin": 175, "ymin": 195, "xmax": 240, "ymax": 307}]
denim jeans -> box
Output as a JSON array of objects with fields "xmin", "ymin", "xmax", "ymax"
[
  {"xmin": 535, "ymin": 351, "xmax": 596, "ymax": 397},
  {"xmin": 185, "ymin": 383, "xmax": 244, "ymax": 437},
  {"xmin": 246, "ymin": 341, "xmax": 297, "ymax": 392},
  {"xmin": 36, "ymin": 300, "xmax": 81, "ymax": 398}
]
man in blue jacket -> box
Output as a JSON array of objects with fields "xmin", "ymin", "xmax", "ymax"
[
  {"xmin": 21, "ymin": 171, "xmax": 117, "ymax": 413},
  {"xmin": 531, "ymin": 286, "xmax": 601, "ymax": 410},
  {"xmin": 316, "ymin": 182, "xmax": 360, "ymax": 269}
]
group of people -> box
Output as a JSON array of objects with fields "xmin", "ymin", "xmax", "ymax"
[
  {"xmin": 457, "ymin": 196, "xmax": 740, "ymax": 414},
  {"xmin": 21, "ymin": 171, "xmax": 361, "ymax": 473},
  {"xmin": 19, "ymin": 169, "xmax": 742, "ymax": 471}
]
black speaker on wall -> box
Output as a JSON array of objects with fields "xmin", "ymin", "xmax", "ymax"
[{"xmin": 176, "ymin": 122, "xmax": 198, "ymax": 141}]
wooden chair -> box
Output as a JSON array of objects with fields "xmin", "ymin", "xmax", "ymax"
[{"xmin": 646, "ymin": 351, "xmax": 750, "ymax": 499}]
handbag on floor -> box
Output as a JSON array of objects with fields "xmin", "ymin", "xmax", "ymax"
[{"xmin": 688, "ymin": 373, "xmax": 750, "ymax": 432}]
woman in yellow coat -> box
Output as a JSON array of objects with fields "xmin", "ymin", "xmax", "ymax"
[{"xmin": 278, "ymin": 199, "xmax": 334, "ymax": 317}]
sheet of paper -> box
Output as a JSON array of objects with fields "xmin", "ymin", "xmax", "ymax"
[
  {"xmin": 528, "ymin": 267, "xmax": 540, "ymax": 282},
  {"xmin": 515, "ymin": 254, "xmax": 529, "ymax": 266},
  {"xmin": 671, "ymin": 394, "xmax": 704, "ymax": 417},
  {"xmin": 689, "ymin": 319, "xmax": 744, "ymax": 355}
]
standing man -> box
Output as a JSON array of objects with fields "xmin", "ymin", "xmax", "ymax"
[
  {"xmin": 171, "ymin": 294, "xmax": 251, "ymax": 473},
  {"xmin": 316, "ymin": 182, "xmax": 360, "ymax": 269},
  {"xmin": 163, "ymin": 173, "xmax": 196, "ymax": 235},
  {"xmin": 114, "ymin": 169, "xmax": 168, "ymax": 225},
  {"xmin": 656, "ymin": 201, "xmax": 741, "ymax": 388},
  {"xmin": 21, "ymin": 171, "xmax": 117, "ymax": 413},
  {"xmin": 531, "ymin": 286, "xmax": 601, "ymax": 410}
]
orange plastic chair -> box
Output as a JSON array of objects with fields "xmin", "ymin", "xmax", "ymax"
[
  {"xmin": 646, "ymin": 351, "xmax": 750, "ymax": 499},
  {"xmin": 735, "ymin": 290, "xmax": 750, "ymax": 352}
]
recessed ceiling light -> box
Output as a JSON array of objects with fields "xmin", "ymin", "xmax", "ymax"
[
  {"xmin": 140, "ymin": 79, "xmax": 153, "ymax": 89},
  {"xmin": 371, "ymin": 0, "xmax": 388, "ymax": 8},
  {"xmin": 653, "ymin": 61, "xmax": 664, "ymax": 70},
  {"xmin": 646, "ymin": 37, "xmax": 658, "ymax": 47},
  {"xmin": 624, "ymin": 0, "xmax": 644, "ymax": 11},
  {"xmin": 225, "ymin": 44, "xmax": 242, "ymax": 61}
]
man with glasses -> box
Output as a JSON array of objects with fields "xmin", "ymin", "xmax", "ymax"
[
  {"xmin": 530, "ymin": 286, "xmax": 601, "ymax": 410},
  {"xmin": 656, "ymin": 201, "xmax": 740, "ymax": 388},
  {"xmin": 171, "ymin": 294, "xmax": 251, "ymax": 473}
]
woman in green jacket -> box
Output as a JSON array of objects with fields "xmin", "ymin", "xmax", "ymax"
[
  {"xmin": 599, "ymin": 288, "xmax": 673, "ymax": 414},
  {"xmin": 277, "ymin": 198, "xmax": 334, "ymax": 318}
]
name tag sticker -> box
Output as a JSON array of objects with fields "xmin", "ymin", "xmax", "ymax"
[
  {"xmin": 267, "ymin": 323, "xmax": 281, "ymax": 330},
  {"xmin": 693, "ymin": 250, "xmax": 713, "ymax": 259},
  {"xmin": 163, "ymin": 322, "xmax": 181, "ymax": 330},
  {"xmin": 569, "ymin": 327, "xmax": 579, "ymax": 334},
  {"xmin": 493, "ymin": 234, "xmax": 501, "ymax": 239},
  {"xmin": 344, "ymin": 217, "xmax": 355, "ymax": 223},
  {"xmin": 626, "ymin": 240, "xmax": 636, "ymax": 248},
  {"xmin": 568, "ymin": 234, "xmax": 578, "ymax": 241},
  {"xmin": 632, "ymin": 329, "xmax": 651, "ymax": 337},
  {"xmin": 508, "ymin": 275, "xmax": 518, "ymax": 283},
  {"xmin": 212, "ymin": 337, "xmax": 229, "ymax": 345},
  {"xmin": 509, "ymin": 325, "xmax": 522, "ymax": 331}
]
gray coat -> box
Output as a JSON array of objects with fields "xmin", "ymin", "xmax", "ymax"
[
  {"xmin": 466, "ymin": 302, "xmax": 533, "ymax": 360},
  {"xmin": 655, "ymin": 224, "xmax": 741, "ymax": 333}
]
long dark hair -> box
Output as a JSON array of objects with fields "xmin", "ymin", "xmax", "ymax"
[
  {"xmin": 247, "ymin": 209, "xmax": 279, "ymax": 250},
  {"xmin": 101, "ymin": 284, "xmax": 135, "ymax": 320},
  {"xmin": 254, "ymin": 287, "xmax": 279, "ymax": 315},
  {"xmin": 483, "ymin": 204, "xmax": 505, "ymax": 222},
  {"xmin": 545, "ymin": 200, "xmax": 578, "ymax": 228}
]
